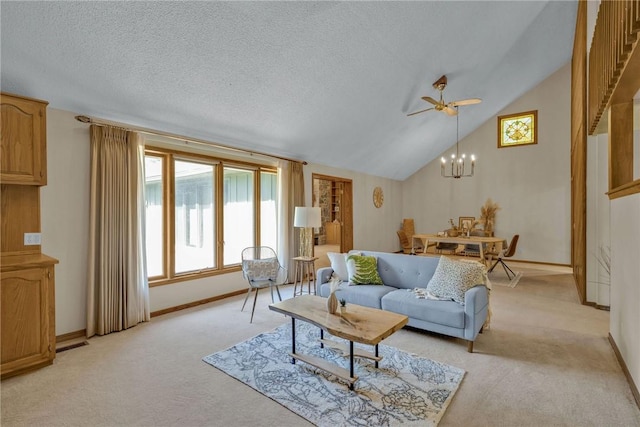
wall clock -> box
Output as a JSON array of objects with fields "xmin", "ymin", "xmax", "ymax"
[{"xmin": 373, "ymin": 187, "xmax": 384, "ymax": 208}]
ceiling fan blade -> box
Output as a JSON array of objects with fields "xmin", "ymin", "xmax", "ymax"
[
  {"xmin": 421, "ymin": 96, "xmax": 440, "ymax": 106},
  {"xmin": 407, "ymin": 107, "xmax": 435, "ymax": 117},
  {"xmin": 443, "ymin": 106, "xmax": 458, "ymax": 116},
  {"xmin": 449, "ymin": 98, "xmax": 482, "ymax": 107}
]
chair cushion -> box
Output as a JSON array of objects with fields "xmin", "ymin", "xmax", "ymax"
[
  {"xmin": 346, "ymin": 254, "xmax": 384, "ymax": 285},
  {"xmin": 426, "ymin": 256, "xmax": 485, "ymax": 304}
]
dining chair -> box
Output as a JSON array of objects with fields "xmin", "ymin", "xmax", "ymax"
[
  {"xmin": 402, "ymin": 218, "xmax": 423, "ymax": 252},
  {"xmin": 463, "ymin": 229, "xmax": 488, "ymax": 257},
  {"xmin": 396, "ymin": 230, "xmax": 414, "ymax": 254},
  {"xmin": 487, "ymin": 235, "xmax": 519, "ymax": 279},
  {"xmin": 240, "ymin": 246, "xmax": 286, "ymax": 323},
  {"xmin": 435, "ymin": 242, "xmax": 459, "ymax": 254}
]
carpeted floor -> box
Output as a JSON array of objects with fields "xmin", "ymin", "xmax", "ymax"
[
  {"xmin": 203, "ymin": 322, "xmax": 464, "ymax": 426},
  {"xmin": 1, "ymin": 261, "xmax": 639, "ymax": 426}
]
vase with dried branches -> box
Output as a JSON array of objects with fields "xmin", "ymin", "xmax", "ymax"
[{"xmin": 479, "ymin": 198, "xmax": 500, "ymax": 234}]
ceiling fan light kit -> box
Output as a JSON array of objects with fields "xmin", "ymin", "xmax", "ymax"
[{"xmin": 407, "ymin": 75, "xmax": 481, "ymax": 117}]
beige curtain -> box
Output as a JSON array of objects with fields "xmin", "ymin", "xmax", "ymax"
[
  {"xmin": 277, "ymin": 160, "xmax": 304, "ymax": 282},
  {"xmin": 87, "ymin": 125, "xmax": 150, "ymax": 337}
]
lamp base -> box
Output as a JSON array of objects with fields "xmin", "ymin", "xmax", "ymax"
[{"xmin": 299, "ymin": 227, "xmax": 314, "ymax": 258}]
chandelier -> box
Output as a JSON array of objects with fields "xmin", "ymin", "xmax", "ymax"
[{"xmin": 441, "ymin": 107, "xmax": 475, "ymax": 178}]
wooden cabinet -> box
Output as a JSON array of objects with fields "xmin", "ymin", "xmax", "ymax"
[
  {"xmin": 325, "ymin": 221, "xmax": 341, "ymax": 245},
  {"xmin": 1, "ymin": 92, "xmax": 57, "ymax": 379},
  {"xmin": 1, "ymin": 93, "xmax": 48, "ymax": 185},
  {"xmin": 1, "ymin": 255, "xmax": 57, "ymax": 379}
]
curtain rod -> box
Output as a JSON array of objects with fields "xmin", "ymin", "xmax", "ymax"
[{"xmin": 74, "ymin": 115, "xmax": 307, "ymax": 165}]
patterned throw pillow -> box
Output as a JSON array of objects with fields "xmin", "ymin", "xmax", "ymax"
[
  {"xmin": 426, "ymin": 256, "xmax": 485, "ymax": 304},
  {"xmin": 346, "ymin": 255, "xmax": 384, "ymax": 285},
  {"xmin": 242, "ymin": 258, "xmax": 279, "ymax": 281}
]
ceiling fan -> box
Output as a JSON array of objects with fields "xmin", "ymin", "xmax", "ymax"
[{"xmin": 407, "ymin": 75, "xmax": 481, "ymax": 117}]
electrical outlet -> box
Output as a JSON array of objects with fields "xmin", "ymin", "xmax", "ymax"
[{"xmin": 24, "ymin": 233, "xmax": 42, "ymax": 245}]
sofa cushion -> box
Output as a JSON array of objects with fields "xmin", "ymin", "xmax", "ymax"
[
  {"xmin": 327, "ymin": 252, "xmax": 349, "ymax": 281},
  {"xmin": 426, "ymin": 256, "xmax": 485, "ymax": 304},
  {"xmin": 332, "ymin": 282, "xmax": 396, "ymax": 309},
  {"xmin": 381, "ymin": 289, "xmax": 465, "ymax": 329},
  {"xmin": 346, "ymin": 254, "xmax": 384, "ymax": 285}
]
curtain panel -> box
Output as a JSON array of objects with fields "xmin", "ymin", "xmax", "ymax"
[
  {"xmin": 87, "ymin": 125, "xmax": 150, "ymax": 337},
  {"xmin": 278, "ymin": 160, "xmax": 304, "ymax": 282}
]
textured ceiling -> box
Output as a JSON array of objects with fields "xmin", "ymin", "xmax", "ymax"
[{"xmin": 1, "ymin": 1, "xmax": 577, "ymax": 180}]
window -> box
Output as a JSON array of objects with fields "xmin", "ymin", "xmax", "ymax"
[
  {"xmin": 497, "ymin": 110, "xmax": 537, "ymax": 148},
  {"xmin": 223, "ymin": 167, "xmax": 254, "ymax": 266},
  {"xmin": 145, "ymin": 155, "xmax": 165, "ymax": 278},
  {"xmin": 174, "ymin": 160, "xmax": 215, "ymax": 273},
  {"xmin": 143, "ymin": 148, "xmax": 278, "ymax": 285},
  {"xmin": 260, "ymin": 171, "xmax": 278, "ymax": 250}
]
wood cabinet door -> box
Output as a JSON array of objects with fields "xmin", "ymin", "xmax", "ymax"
[
  {"xmin": 0, "ymin": 94, "xmax": 47, "ymax": 185},
  {"xmin": 1, "ymin": 266, "xmax": 55, "ymax": 378}
]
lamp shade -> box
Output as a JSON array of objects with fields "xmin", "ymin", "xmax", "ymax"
[{"xmin": 294, "ymin": 206, "xmax": 321, "ymax": 228}]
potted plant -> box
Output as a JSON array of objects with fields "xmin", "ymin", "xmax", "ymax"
[{"xmin": 339, "ymin": 298, "xmax": 347, "ymax": 314}]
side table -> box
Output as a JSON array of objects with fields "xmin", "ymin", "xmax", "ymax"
[{"xmin": 292, "ymin": 256, "xmax": 318, "ymax": 297}]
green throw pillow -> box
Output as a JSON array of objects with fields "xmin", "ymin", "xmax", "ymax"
[{"xmin": 346, "ymin": 255, "xmax": 384, "ymax": 285}]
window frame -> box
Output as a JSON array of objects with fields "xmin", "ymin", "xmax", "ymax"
[{"xmin": 144, "ymin": 146, "xmax": 278, "ymax": 287}]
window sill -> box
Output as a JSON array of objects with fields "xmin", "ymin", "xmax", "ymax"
[{"xmin": 149, "ymin": 265, "xmax": 242, "ymax": 287}]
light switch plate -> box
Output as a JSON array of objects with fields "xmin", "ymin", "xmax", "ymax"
[{"xmin": 24, "ymin": 233, "xmax": 42, "ymax": 245}]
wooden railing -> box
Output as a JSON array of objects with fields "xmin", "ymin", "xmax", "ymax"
[{"xmin": 588, "ymin": 0, "xmax": 640, "ymax": 134}]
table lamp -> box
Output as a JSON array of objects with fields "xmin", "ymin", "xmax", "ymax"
[{"xmin": 294, "ymin": 206, "xmax": 321, "ymax": 257}]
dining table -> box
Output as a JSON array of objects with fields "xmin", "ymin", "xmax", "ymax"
[{"xmin": 412, "ymin": 233, "xmax": 506, "ymax": 264}]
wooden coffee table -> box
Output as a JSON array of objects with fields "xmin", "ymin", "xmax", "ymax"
[{"xmin": 269, "ymin": 295, "xmax": 408, "ymax": 390}]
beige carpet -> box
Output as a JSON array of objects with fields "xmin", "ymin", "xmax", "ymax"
[{"xmin": 2, "ymin": 262, "xmax": 639, "ymax": 426}]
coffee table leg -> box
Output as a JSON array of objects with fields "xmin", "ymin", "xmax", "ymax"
[
  {"xmin": 291, "ymin": 318, "xmax": 296, "ymax": 364},
  {"xmin": 320, "ymin": 328, "xmax": 324, "ymax": 348},
  {"xmin": 375, "ymin": 344, "xmax": 379, "ymax": 368},
  {"xmin": 349, "ymin": 341, "xmax": 354, "ymax": 390}
]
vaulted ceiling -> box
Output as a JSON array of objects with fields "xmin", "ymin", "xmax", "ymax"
[{"xmin": 1, "ymin": 1, "xmax": 577, "ymax": 180}]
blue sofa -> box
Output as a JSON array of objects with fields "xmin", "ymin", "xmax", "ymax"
[{"xmin": 317, "ymin": 250, "xmax": 489, "ymax": 352}]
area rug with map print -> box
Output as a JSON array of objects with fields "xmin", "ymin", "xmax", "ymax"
[{"xmin": 203, "ymin": 322, "xmax": 465, "ymax": 426}]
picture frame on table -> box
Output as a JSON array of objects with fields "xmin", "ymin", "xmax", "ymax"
[{"xmin": 459, "ymin": 216, "xmax": 475, "ymax": 231}]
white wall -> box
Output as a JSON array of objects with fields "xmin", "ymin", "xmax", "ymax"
[
  {"xmin": 610, "ymin": 193, "xmax": 640, "ymax": 394},
  {"xmin": 586, "ymin": 133, "xmax": 610, "ymax": 306},
  {"xmin": 402, "ymin": 63, "xmax": 572, "ymax": 264},
  {"xmin": 304, "ymin": 163, "xmax": 404, "ymax": 252},
  {"xmin": 41, "ymin": 109, "xmax": 91, "ymax": 335}
]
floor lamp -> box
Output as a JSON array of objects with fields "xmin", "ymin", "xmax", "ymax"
[{"xmin": 294, "ymin": 206, "xmax": 321, "ymax": 258}]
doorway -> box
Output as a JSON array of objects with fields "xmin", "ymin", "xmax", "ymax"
[{"xmin": 312, "ymin": 174, "xmax": 353, "ymax": 267}]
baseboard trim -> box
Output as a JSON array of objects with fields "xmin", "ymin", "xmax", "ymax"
[
  {"xmin": 56, "ymin": 329, "xmax": 87, "ymax": 343},
  {"xmin": 151, "ymin": 289, "xmax": 247, "ymax": 317},
  {"xmin": 608, "ymin": 333, "xmax": 640, "ymax": 410},
  {"xmin": 508, "ymin": 259, "xmax": 572, "ymax": 268}
]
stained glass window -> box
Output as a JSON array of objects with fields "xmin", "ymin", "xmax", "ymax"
[{"xmin": 498, "ymin": 110, "xmax": 537, "ymax": 148}]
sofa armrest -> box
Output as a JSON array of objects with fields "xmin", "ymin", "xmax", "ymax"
[
  {"xmin": 463, "ymin": 285, "xmax": 489, "ymax": 340},
  {"xmin": 317, "ymin": 267, "xmax": 334, "ymax": 285},
  {"xmin": 464, "ymin": 285, "xmax": 488, "ymax": 315}
]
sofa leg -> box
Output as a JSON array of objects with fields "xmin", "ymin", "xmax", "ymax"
[
  {"xmin": 479, "ymin": 326, "xmax": 484, "ymax": 334},
  {"xmin": 467, "ymin": 341, "xmax": 474, "ymax": 353}
]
